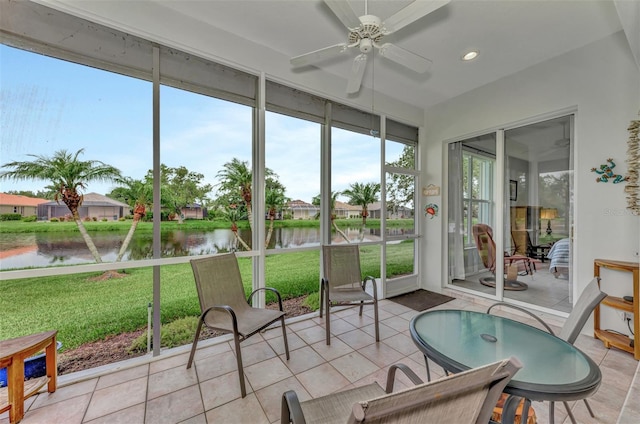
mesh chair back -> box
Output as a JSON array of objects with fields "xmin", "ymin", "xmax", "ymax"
[
  {"xmin": 349, "ymin": 357, "xmax": 522, "ymax": 424},
  {"xmin": 472, "ymin": 224, "xmax": 497, "ymax": 272},
  {"xmin": 559, "ymin": 277, "xmax": 607, "ymax": 344},
  {"xmin": 511, "ymin": 230, "xmax": 528, "ymax": 256},
  {"xmin": 190, "ymin": 253, "xmax": 252, "ymax": 318},
  {"xmin": 323, "ymin": 245, "xmax": 364, "ymax": 291}
]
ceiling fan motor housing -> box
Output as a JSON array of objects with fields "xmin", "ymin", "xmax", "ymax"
[{"xmin": 349, "ymin": 14, "xmax": 383, "ymax": 50}]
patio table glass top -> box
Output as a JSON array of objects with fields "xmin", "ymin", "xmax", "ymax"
[{"xmin": 410, "ymin": 309, "xmax": 601, "ymax": 402}]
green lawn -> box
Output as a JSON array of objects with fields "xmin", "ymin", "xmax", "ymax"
[{"xmin": 0, "ymin": 242, "xmax": 413, "ymax": 351}]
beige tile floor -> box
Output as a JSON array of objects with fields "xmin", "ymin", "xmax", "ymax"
[{"xmin": 2, "ymin": 294, "xmax": 639, "ymax": 424}]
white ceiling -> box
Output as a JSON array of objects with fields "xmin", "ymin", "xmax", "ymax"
[{"xmin": 155, "ymin": 0, "xmax": 624, "ymax": 111}]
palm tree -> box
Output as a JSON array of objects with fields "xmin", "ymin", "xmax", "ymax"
[
  {"xmin": 265, "ymin": 183, "xmax": 288, "ymax": 248},
  {"xmin": 312, "ymin": 191, "xmax": 350, "ymax": 242},
  {"xmin": 224, "ymin": 205, "xmax": 251, "ymax": 251},
  {"xmin": 0, "ymin": 148, "xmax": 122, "ymax": 263},
  {"xmin": 216, "ymin": 158, "xmax": 253, "ymax": 227},
  {"xmin": 342, "ymin": 182, "xmax": 381, "ymax": 225},
  {"xmin": 109, "ymin": 177, "xmax": 152, "ymax": 262},
  {"xmin": 216, "ymin": 158, "xmax": 283, "ymax": 250}
]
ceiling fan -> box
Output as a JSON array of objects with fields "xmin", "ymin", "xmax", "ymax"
[{"xmin": 290, "ymin": 0, "xmax": 450, "ymax": 94}]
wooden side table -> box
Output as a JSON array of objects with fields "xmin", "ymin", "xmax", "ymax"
[{"xmin": 0, "ymin": 331, "xmax": 58, "ymax": 423}]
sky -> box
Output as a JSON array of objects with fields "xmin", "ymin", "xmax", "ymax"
[{"xmin": 0, "ymin": 44, "xmax": 405, "ymax": 205}]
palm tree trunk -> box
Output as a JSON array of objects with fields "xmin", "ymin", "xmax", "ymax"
[
  {"xmin": 246, "ymin": 203, "xmax": 253, "ymax": 232},
  {"xmin": 233, "ymin": 231, "xmax": 251, "ymax": 251},
  {"xmin": 115, "ymin": 219, "xmax": 139, "ymax": 262},
  {"xmin": 72, "ymin": 212, "xmax": 103, "ymax": 263},
  {"xmin": 332, "ymin": 219, "xmax": 350, "ymax": 243},
  {"xmin": 265, "ymin": 215, "xmax": 275, "ymax": 248}
]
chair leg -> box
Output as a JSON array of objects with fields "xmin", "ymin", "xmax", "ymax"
[
  {"xmin": 319, "ymin": 281, "xmax": 324, "ymax": 319},
  {"xmin": 562, "ymin": 401, "xmax": 578, "ymax": 424},
  {"xmin": 423, "ymin": 354, "xmax": 431, "ymax": 382},
  {"xmin": 373, "ymin": 300, "xmax": 379, "ymax": 342},
  {"xmin": 325, "ymin": 289, "xmax": 331, "ymax": 345},
  {"xmin": 187, "ymin": 318, "xmax": 204, "ymax": 368},
  {"xmin": 280, "ymin": 316, "xmax": 290, "ymax": 360},
  {"xmin": 583, "ymin": 398, "xmax": 595, "ymax": 417},
  {"xmin": 551, "ymin": 400, "xmax": 578, "ymax": 424},
  {"xmin": 233, "ymin": 332, "xmax": 247, "ymax": 398}
]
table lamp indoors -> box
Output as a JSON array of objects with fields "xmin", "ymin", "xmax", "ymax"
[{"xmin": 540, "ymin": 208, "xmax": 558, "ymax": 235}]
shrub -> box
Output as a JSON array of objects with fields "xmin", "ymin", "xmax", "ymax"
[
  {"xmin": 22, "ymin": 215, "xmax": 37, "ymax": 222},
  {"xmin": 119, "ymin": 217, "xmax": 126, "ymax": 221},
  {"xmin": 83, "ymin": 216, "xmax": 92, "ymax": 222},
  {"xmin": 303, "ymin": 292, "xmax": 320, "ymax": 310},
  {"xmin": 50, "ymin": 217, "xmax": 59, "ymax": 222},
  {"xmin": 128, "ymin": 316, "xmax": 200, "ymax": 352},
  {"xmin": 92, "ymin": 217, "xmax": 97, "ymax": 221},
  {"xmin": 0, "ymin": 213, "xmax": 22, "ymax": 221},
  {"xmin": 101, "ymin": 218, "xmax": 108, "ymax": 222}
]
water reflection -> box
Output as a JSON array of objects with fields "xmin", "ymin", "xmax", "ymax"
[{"xmin": 0, "ymin": 226, "xmax": 413, "ymax": 270}]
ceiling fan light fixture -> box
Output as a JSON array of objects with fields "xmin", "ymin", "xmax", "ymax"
[
  {"xmin": 292, "ymin": 0, "xmax": 449, "ymax": 95},
  {"xmin": 462, "ymin": 50, "xmax": 479, "ymax": 61}
]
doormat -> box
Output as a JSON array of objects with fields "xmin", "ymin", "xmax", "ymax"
[{"xmin": 388, "ymin": 289, "xmax": 454, "ymax": 312}]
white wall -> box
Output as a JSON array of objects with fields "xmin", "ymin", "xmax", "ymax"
[{"xmin": 421, "ymin": 31, "xmax": 639, "ymax": 323}]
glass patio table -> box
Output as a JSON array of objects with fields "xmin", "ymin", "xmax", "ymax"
[{"xmin": 410, "ymin": 309, "xmax": 601, "ymax": 423}]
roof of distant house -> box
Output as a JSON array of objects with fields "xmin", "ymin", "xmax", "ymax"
[
  {"xmin": 40, "ymin": 192, "xmax": 129, "ymax": 207},
  {"xmin": 287, "ymin": 199, "xmax": 317, "ymax": 209},
  {"xmin": 334, "ymin": 201, "xmax": 360, "ymax": 211},
  {"xmin": 0, "ymin": 192, "xmax": 49, "ymax": 207}
]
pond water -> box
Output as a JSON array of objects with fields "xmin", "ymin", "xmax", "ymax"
[{"xmin": 0, "ymin": 226, "xmax": 413, "ymax": 270}]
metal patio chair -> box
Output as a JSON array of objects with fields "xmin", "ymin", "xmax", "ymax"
[
  {"xmin": 320, "ymin": 244, "xmax": 379, "ymax": 345},
  {"xmin": 487, "ymin": 277, "xmax": 607, "ymax": 424},
  {"xmin": 281, "ymin": 357, "xmax": 523, "ymax": 424},
  {"xmin": 187, "ymin": 253, "xmax": 290, "ymax": 398}
]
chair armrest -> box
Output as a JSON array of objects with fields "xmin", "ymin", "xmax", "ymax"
[
  {"xmin": 362, "ymin": 275, "xmax": 378, "ymax": 299},
  {"xmin": 201, "ymin": 305, "xmax": 240, "ymax": 333},
  {"xmin": 500, "ymin": 395, "xmax": 526, "ymax": 424},
  {"xmin": 487, "ymin": 302, "xmax": 555, "ymax": 335},
  {"xmin": 248, "ymin": 287, "xmax": 284, "ymax": 311},
  {"xmin": 281, "ymin": 390, "xmax": 306, "ymax": 424},
  {"xmin": 384, "ymin": 363, "xmax": 424, "ymax": 393}
]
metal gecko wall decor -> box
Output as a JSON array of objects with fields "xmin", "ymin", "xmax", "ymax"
[{"xmin": 591, "ymin": 158, "xmax": 628, "ymax": 184}]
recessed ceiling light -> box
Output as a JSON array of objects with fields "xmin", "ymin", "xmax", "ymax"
[{"xmin": 462, "ymin": 50, "xmax": 479, "ymax": 61}]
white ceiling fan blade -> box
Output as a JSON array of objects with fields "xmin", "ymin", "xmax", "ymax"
[
  {"xmin": 324, "ymin": 0, "xmax": 361, "ymax": 29},
  {"xmin": 346, "ymin": 53, "xmax": 368, "ymax": 94},
  {"xmin": 379, "ymin": 43, "xmax": 432, "ymax": 73},
  {"xmin": 290, "ymin": 43, "xmax": 349, "ymax": 68},
  {"xmin": 382, "ymin": 0, "xmax": 450, "ymax": 34}
]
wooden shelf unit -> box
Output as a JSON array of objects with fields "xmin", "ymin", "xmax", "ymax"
[{"xmin": 593, "ymin": 259, "xmax": 639, "ymax": 360}]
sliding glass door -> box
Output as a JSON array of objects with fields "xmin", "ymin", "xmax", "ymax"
[
  {"xmin": 447, "ymin": 133, "xmax": 498, "ymax": 297},
  {"xmin": 447, "ymin": 115, "xmax": 573, "ymax": 313},
  {"xmin": 504, "ymin": 115, "xmax": 573, "ymax": 311}
]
